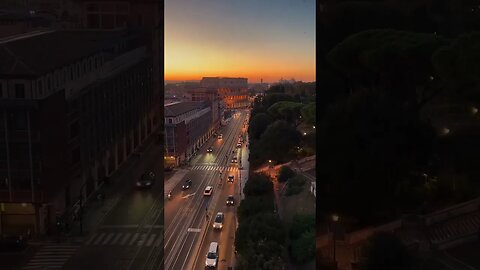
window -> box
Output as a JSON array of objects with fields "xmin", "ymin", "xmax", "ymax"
[
  {"xmin": 15, "ymin": 84, "xmax": 25, "ymax": 98},
  {"xmin": 71, "ymin": 147, "xmax": 80, "ymax": 164},
  {"xmin": 70, "ymin": 121, "xmax": 79, "ymax": 139}
]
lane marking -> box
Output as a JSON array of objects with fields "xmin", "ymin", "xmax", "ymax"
[
  {"xmin": 187, "ymin": 228, "xmax": 201, "ymax": 233},
  {"xmin": 93, "ymin": 232, "xmax": 106, "ymax": 245}
]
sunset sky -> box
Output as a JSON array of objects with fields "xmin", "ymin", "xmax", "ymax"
[{"xmin": 165, "ymin": 0, "xmax": 315, "ymax": 83}]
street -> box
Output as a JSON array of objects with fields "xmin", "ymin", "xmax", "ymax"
[
  {"xmin": 164, "ymin": 110, "xmax": 248, "ymax": 270},
  {"xmin": 60, "ymin": 140, "xmax": 165, "ymax": 270}
]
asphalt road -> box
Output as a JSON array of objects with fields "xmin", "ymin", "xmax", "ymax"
[
  {"xmin": 164, "ymin": 110, "xmax": 248, "ymax": 270},
  {"xmin": 62, "ymin": 141, "xmax": 165, "ymax": 270}
]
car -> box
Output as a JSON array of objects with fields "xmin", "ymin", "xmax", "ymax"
[
  {"xmin": 227, "ymin": 175, "xmax": 234, "ymax": 182},
  {"xmin": 204, "ymin": 186, "xmax": 214, "ymax": 196},
  {"xmin": 212, "ymin": 212, "xmax": 224, "ymax": 230},
  {"xmin": 182, "ymin": 179, "xmax": 192, "ymax": 189},
  {"xmin": 0, "ymin": 235, "xmax": 27, "ymax": 252},
  {"xmin": 217, "ymin": 134, "xmax": 223, "ymax": 140},
  {"xmin": 207, "ymin": 147, "xmax": 213, "ymax": 153},
  {"xmin": 236, "ymin": 142, "xmax": 242, "ymax": 148},
  {"xmin": 136, "ymin": 171, "xmax": 155, "ymax": 188},
  {"xmin": 231, "ymin": 158, "xmax": 237, "ymax": 163},
  {"xmin": 226, "ymin": 195, "xmax": 235, "ymax": 206},
  {"xmin": 205, "ymin": 242, "xmax": 219, "ymax": 268}
]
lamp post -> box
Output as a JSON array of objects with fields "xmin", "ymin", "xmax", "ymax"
[{"xmin": 332, "ymin": 214, "xmax": 339, "ymax": 268}]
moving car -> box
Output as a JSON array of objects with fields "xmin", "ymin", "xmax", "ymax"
[
  {"xmin": 231, "ymin": 157, "xmax": 237, "ymax": 163},
  {"xmin": 204, "ymin": 186, "xmax": 214, "ymax": 196},
  {"xmin": 217, "ymin": 134, "xmax": 223, "ymax": 140},
  {"xmin": 207, "ymin": 147, "xmax": 213, "ymax": 153},
  {"xmin": 212, "ymin": 212, "xmax": 224, "ymax": 230},
  {"xmin": 136, "ymin": 171, "xmax": 155, "ymax": 188},
  {"xmin": 182, "ymin": 179, "xmax": 192, "ymax": 189},
  {"xmin": 236, "ymin": 142, "xmax": 242, "ymax": 148},
  {"xmin": 227, "ymin": 175, "xmax": 234, "ymax": 182},
  {"xmin": 226, "ymin": 195, "xmax": 235, "ymax": 206},
  {"xmin": 205, "ymin": 242, "xmax": 219, "ymax": 268}
]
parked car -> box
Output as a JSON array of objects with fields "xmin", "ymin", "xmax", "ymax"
[
  {"xmin": 227, "ymin": 175, "xmax": 234, "ymax": 182},
  {"xmin": 0, "ymin": 235, "xmax": 27, "ymax": 252},
  {"xmin": 207, "ymin": 147, "xmax": 213, "ymax": 153}
]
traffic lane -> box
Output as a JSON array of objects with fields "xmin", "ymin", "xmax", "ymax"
[
  {"xmin": 164, "ymin": 171, "xmax": 219, "ymax": 269},
  {"xmin": 164, "ymin": 169, "xmax": 213, "ymax": 230},
  {"xmin": 194, "ymin": 176, "xmax": 237, "ymax": 270},
  {"xmin": 167, "ymin": 194, "xmax": 211, "ymax": 270},
  {"xmin": 167, "ymin": 172, "xmax": 224, "ymax": 270},
  {"xmin": 101, "ymin": 149, "xmax": 164, "ymax": 225}
]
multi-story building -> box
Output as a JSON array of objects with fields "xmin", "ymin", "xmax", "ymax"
[
  {"xmin": 187, "ymin": 87, "xmax": 222, "ymax": 129},
  {"xmin": 0, "ymin": 28, "xmax": 158, "ymax": 236},
  {"xmin": 200, "ymin": 77, "xmax": 249, "ymax": 109},
  {"xmin": 164, "ymin": 101, "xmax": 214, "ymax": 167}
]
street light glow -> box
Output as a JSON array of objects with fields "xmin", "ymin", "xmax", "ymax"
[
  {"xmin": 303, "ymin": 132, "xmax": 307, "ymax": 136},
  {"xmin": 332, "ymin": 214, "xmax": 339, "ymax": 222}
]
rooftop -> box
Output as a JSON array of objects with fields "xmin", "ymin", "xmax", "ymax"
[
  {"xmin": 164, "ymin": 101, "xmax": 206, "ymax": 117},
  {"xmin": 0, "ymin": 29, "xmax": 131, "ymax": 76}
]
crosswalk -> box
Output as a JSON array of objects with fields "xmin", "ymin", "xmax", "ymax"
[
  {"xmin": 191, "ymin": 165, "xmax": 238, "ymax": 171},
  {"xmin": 23, "ymin": 244, "xmax": 80, "ymax": 270},
  {"xmin": 84, "ymin": 232, "xmax": 163, "ymax": 247}
]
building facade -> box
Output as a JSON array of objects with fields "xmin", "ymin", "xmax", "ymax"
[
  {"xmin": 0, "ymin": 28, "xmax": 159, "ymax": 236},
  {"xmin": 200, "ymin": 77, "xmax": 249, "ymax": 109},
  {"xmin": 164, "ymin": 101, "xmax": 214, "ymax": 167}
]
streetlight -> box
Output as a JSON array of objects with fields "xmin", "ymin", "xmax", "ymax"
[
  {"xmin": 313, "ymin": 125, "xmax": 315, "ymax": 129},
  {"xmin": 332, "ymin": 214, "xmax": 340, "ymax": 268},
  {"xmin": 303, "ymin": 132, "xmax": 307, "ymax": 136}
]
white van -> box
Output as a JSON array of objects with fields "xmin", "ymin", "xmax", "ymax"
[{"xmin": 205, "ymin": 242, "xmax": 219, "ymax": 268}]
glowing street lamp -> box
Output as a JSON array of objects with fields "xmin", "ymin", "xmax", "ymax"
[
  {"xmin": 332, "ymin": 214, "xmax": 340, "ymax": 268},
  {"xmin": 303, "ymin": 132, "xmax": 307, "ymax": 136}
]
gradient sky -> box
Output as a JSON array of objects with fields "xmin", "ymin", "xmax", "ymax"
[{"xmin": 165, "ymin": 0, "xmax": 315, "ymax": 83}]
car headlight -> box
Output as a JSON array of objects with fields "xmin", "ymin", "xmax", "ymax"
[{"xmin": 146, "ymin": 182, "xmax": 151, "ymax": 186}]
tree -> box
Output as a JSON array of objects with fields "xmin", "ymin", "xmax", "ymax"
[
  {"xmin": 290, "ymin": 229, "xmax": 315, "ymax": 264},
  {"xmin": 317, "ymin": 90, "xmax": 435, "ymax": 226},
  {"xmin": 327, "ymin": 29, "xmax": 446, "ymax": 111},
  {"xmin": 267, "ymin": 101, "xmax": 304, "ymax": 124},
  {"xmin": 278, "ymin": 166, "xmax": 296, "ymax": 183},
  {"xmin": 361, "ymin": 232, "xmax": 413, "ymax": 270},
  {"xmin": 258, "ymin": 120, "xmax": 302, "ymax": 164},
  {"xmin": 249, "ymin": 113, "xmax": 273, "ymax": 140},
  {"xmin": 289, "ymin": 214, "xmax": 315, "ymax": 239},
  {"xmin": 301, "ymin": 102, "xmax": 316, "ymax": 125},
  {"xmin": 238, "ymin": 195, "xmax": 275, "ymax": 223},
  {"xmin": 432, "ymin": 32, "xmax": 480, "ymax": 102},
  {"xmin": 244, "ymin": 173, "xmax": 273, "ymax": 197}
]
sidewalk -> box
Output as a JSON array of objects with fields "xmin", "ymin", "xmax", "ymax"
[
  {"xmin": 57, "ymin": 134, "xmax": 160, "ymax": 243},
  {"xmin": 164, "ymin": 168, "xmax": 189, "ymax": 196}
]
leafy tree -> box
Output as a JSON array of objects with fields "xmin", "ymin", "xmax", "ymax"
[
  {"xmin": 327, "ymin": 29, "xmax": 446, "ymax": 110},
  {"xmin": 235, "ymin": 213, "xmax": 285, "ymax": 254},
  {"xmin": 290, "ymin": 229, "xmax": 315, "ymax": 263},
  {"xmin": 258, "ymin": 120, "xmax": 302, "ymax": 164},
  {"xmin": 262, "ymin": 93, "xmax": 295, "ymax": 110},
  {"xmin": 268, "ymin": 101, "xmax": 304, "ymax": 124},
  {"xmin": 286, "ymin": 175, "xmax": 306, "ymax": 196},
  {"xmin": 361, "ymin": 232, "xmax": 413, "ymax": 270},
  {"xmin": 289, "ymin": 214, "xmax": 315, "ymax": 239},
  {"xmin": 249, "ymin": 113, "xmax": 273, "ymax": 140},
  {"xmin": 301, "ymin": 102, "xmax": 316, "ymax": 125},
  {"xmin": 244, "ymin": 173, "xmax": 273, "ymax": 197},
  {"xmin": 238, "ymin": 196, "xmax": 275, "ymax": 223},
  {"xmin": 432, "ymin": 32, "xmax": 480, "ymax": 102},
  {"xmin": 317, "ymin": 90, "xmax": 435, "ymax": 226},
  {"xmin": 278, "ymin": 166, "xmax": 296, "ymax": 183}
]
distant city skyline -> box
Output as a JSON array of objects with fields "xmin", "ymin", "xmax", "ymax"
[{"xmin": 165, "ymin": 0, "xmax": 316, "ymax": 83}]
